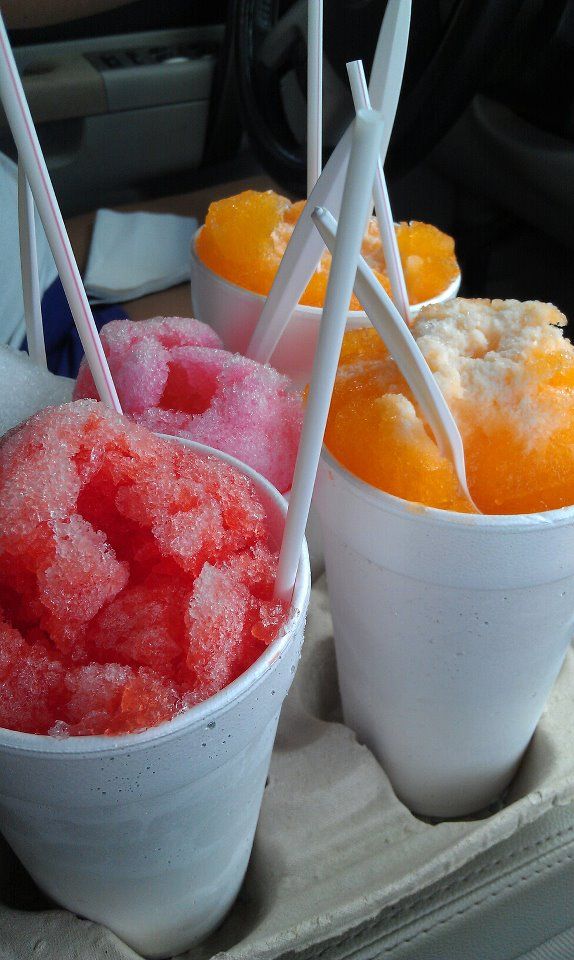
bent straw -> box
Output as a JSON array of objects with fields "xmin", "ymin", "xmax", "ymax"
[
  {"xmin": 274, "ymin": 110, "xmax": 385, "ymax": 601},
  {"xmin": 0, "ymin": 14, "xmax": 121, "ymax": 413},
  {"xmin": 307, "ymin": 0, "xmax": 323, "ymax": 194},
  {"xmin": 312, "ymin": 205, "xmax": 478, "ymax": 511},
  {"xmin": 18, "ymin": 159, "xmax": 46, "ymax": 368},
  {"xmin": 246, "ymin": 0, "xmax": 411, "ymax": 364},
  {"xmin": 346, "ymin": 59, "xmax": 410, "ymax": 324}
]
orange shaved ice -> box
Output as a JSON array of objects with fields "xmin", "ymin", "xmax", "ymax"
[
  {"xmin": 196, "ymin": 189, "xmax": 459, "ymax": 309},
  {"xmin": 325, "ymin": 299, "xmax": 574, "ymax": 515},
  {"xmin": 196, "ymin": 190, "xmax": 290, "ymax": 297},
  {"xmin": 0, "ymin": 401, "xmax": 289, "ymax": 736}
]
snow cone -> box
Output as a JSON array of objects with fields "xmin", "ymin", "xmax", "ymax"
[
  {"xmin": 0, "ymin": 401, "xmax": 310, "ymax": 957},
  {"xmin": 190, "ymin": 190, "xmax": 461, "ymax": 388},
  {"xmin": 316, "ymin": 299, "xmax": 574, "ymax": 817}
]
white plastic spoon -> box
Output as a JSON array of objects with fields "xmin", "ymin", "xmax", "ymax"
[{"xmin": 312, "ymin": 205, "xmax": 478, "ymax": 512}]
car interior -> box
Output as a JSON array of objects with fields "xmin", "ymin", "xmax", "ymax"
[
  {"xmin": 1, "ymin": 2, "xmax": 574, "ymax": 959},
  {"xmin": 6, "ymin": 0, "xmax": 574, "ymax": 319}
]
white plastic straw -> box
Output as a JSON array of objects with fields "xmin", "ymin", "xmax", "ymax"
[
  {"xmin": 17, "ymin": 159, "xmax": 46, "ymax": 368},
  {"xmin": 307, "ymin": 0, "xmax": 323, "ymax": 195},
  {"xmin": 367, "ymin": 0, "xmax": 411, "ymax": 165},
  {"xmin": 312, "ymin": 205, "xmax": 477, "ymax": 510},
  {"xmin": 346, "ymin": 59, "xmax": 410, "ymax": 324},
  {"xmin": 274, "ymin": 110, "xmax": 385, "ymax": 601},
  {"xmin": 0, "ymin": 14, "xmax": 121, "ymax": 413},
  {"xmin": 246, "ymin": 0, "xmax": 411, "ymax": 365},
  {"xmin": 246, "ymin": 128, "xmax": 351, "ymax": 365}
]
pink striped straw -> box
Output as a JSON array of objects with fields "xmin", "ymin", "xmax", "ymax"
[{"xmin": 0, "ymin": 14, "xmax": 121, "ymax": 413}]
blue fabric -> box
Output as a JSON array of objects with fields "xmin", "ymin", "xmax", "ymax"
[{"xmin": 21, "ymin": 278, "xmax": 129, "ymax": 379}]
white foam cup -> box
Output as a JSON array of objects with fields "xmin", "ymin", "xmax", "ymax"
[
  {"xmin": 315, "ymin": 446, "xmax": 574, "ymax": 818},
  {"xmin": 189, "ymin": 228, "xmax": 461, "ymax": 389},
  {"xmin": 0, "ymin": 438, "xmax": 311, "ymax": 958}
]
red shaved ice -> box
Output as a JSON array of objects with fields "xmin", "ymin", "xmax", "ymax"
[
  {"xmin": 73, "ymin": 316, "xmax": 303, "ymax": 493},
  {"xmin": 0, "ymin": 401, "xmax": 289, "ymax": 736}
]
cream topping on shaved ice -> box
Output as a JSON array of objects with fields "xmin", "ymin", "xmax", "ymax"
[{"xmin": 413, "ymin": 299, "xmax": 569, "ymax": 443}]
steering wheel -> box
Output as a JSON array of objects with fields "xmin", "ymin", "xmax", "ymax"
[{"xmin": 234, "ymin": 0, "xmax": 568, "ymax": 196}]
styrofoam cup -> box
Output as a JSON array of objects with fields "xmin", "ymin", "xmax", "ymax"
[
  {"xmin": 0, "ymin": 438, "xmax": 310, "ymax": 958},
  {"xmin": 315, "ymin": 446, "xmax": 574, "ymax": 818},
  {"xmin": 189, "ymin": 228, "xmax": 461, "ymax": 389}
]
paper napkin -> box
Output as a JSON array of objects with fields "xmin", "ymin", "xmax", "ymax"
[{"xmin": 83, "ymin": 208, "xmax": 198, "ymax": 304}]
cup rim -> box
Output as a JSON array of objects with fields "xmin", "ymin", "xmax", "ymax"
[
  {"xmin": 320, "ymin": 444, "xmax": 574, "ymax": 531},
  {"xmin": 0, "ymin": 437, "xmax": 310, "ymax": 755},
  {"xmin": 190, "ymin": 226, "xmax": 461, "ymax": 319}
]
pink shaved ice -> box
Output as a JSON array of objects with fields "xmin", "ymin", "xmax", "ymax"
[
  {"xmin": 74, "ymin": 316, "xmax": 303, "ymax": 493},
  {"xmin": 0, "ymin": 401, "xmax": 289, "ymax": 736}
]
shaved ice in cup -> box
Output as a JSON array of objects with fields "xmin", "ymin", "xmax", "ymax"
[
  {"xmin": 326, "ymin": 299, "xmax": 574, "ymax": 513},
  {"xmin": 196, "ymin": 189, "xmax": 460, "ymax": 309},
  {"xmin": 0, "ymin": 401, "xmax": 310, "ymax": 955},
  {"xmin": 74, "ymin": 316, "xmax": 303, "ymax": 495},
  {"xmin": 73, "ymin": 316, "xmax": 326, "ymax": 577},
  {"xmin": 189, "ymin": 191, "xmax": 461, "ymax": 389},
  {"xmin": 315, "ymin": 298, "xmax": 574, "ymax": 816}
]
